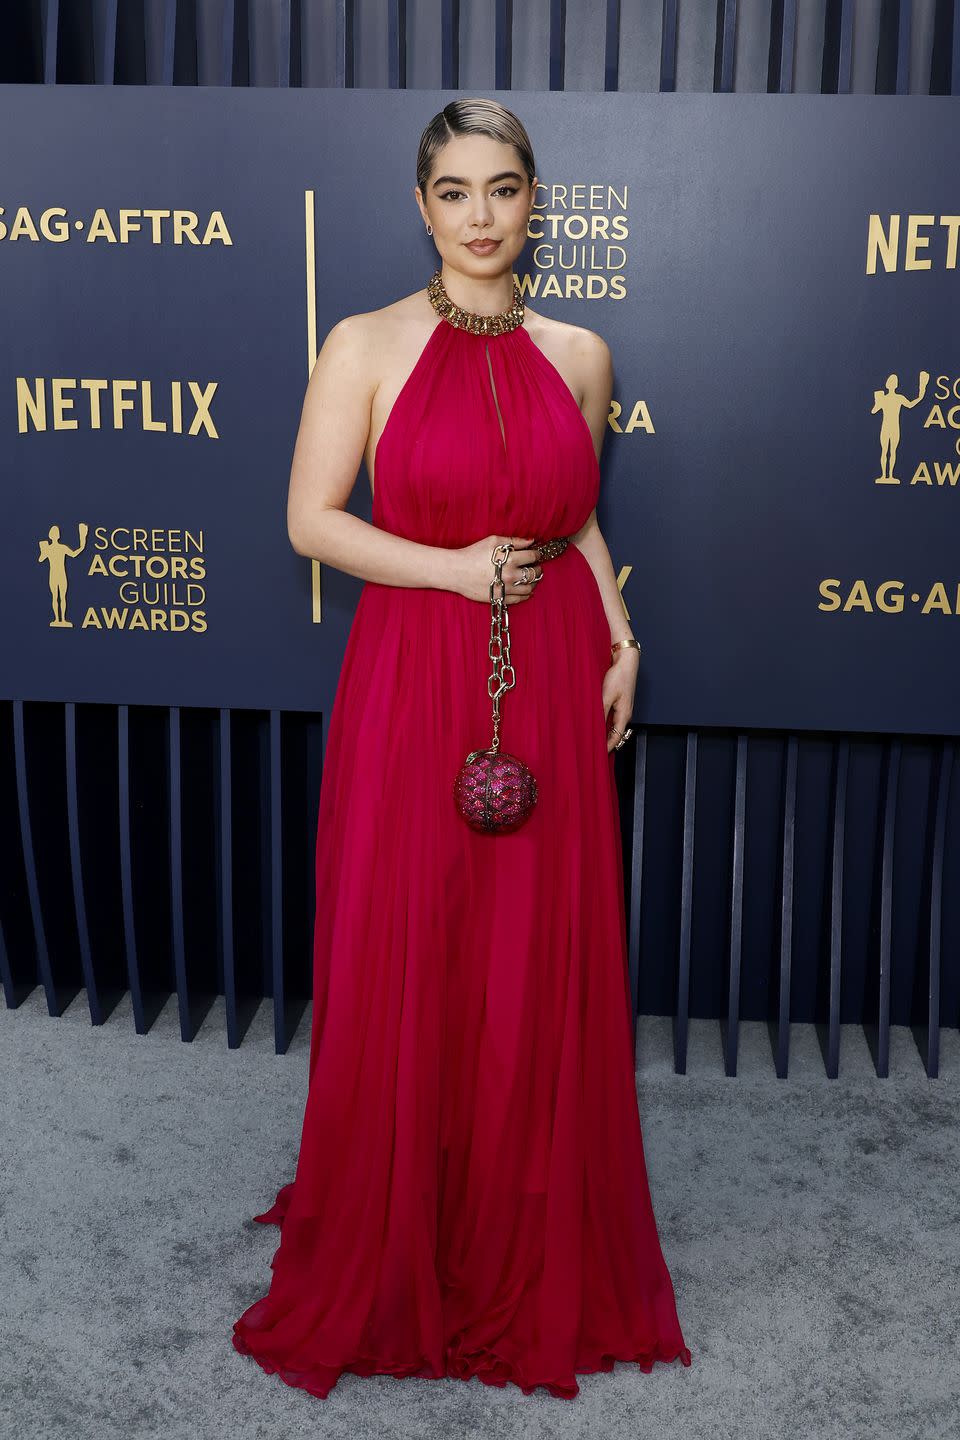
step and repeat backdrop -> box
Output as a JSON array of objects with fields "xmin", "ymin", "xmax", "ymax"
[{"xmin": 0, "ymin": 85, "xmax": 956, "ymax": 733}]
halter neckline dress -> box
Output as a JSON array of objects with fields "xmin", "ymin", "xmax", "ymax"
[{"xmin": 232, "ymin": 313, "xmax": 692, "ymax": 1399}]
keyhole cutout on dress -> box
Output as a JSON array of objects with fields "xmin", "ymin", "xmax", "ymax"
[{"xmin": 485, "ymin": 343, "xmax": 507, "ymax": 454}]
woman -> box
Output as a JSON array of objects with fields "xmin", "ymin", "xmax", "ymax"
[{"xmin": 232, "ymin": 96, "xmax": 692, "ymax": 1400}]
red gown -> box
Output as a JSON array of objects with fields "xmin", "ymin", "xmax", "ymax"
[{"xmin": 232, "ymin": 313, "xmax": 692, "ymax": 1399}]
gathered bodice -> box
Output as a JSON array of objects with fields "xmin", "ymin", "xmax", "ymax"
[{"xmin": 371, "ymin": 318, "xmax": 600, "ymax": 548}]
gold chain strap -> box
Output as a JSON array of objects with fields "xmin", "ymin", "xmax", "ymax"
[
  {"xmin": 484, "ymin": 537, "xmax": 570, "ymax": 750},
  {"xmin": 486, "ymin": 543, "xmax": 516, "ymax": 752}
]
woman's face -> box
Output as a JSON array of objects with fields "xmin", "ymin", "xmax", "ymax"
[{"xmin": 416, "ymin": 132, "xmax": 536, "ymax": 277}]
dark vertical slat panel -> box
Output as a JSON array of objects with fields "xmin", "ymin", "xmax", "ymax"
[
  {"xmin": 722, "ymin": 733, "xmax": 746, "ymax": 1076},
  {"xmin": 674, "ymin": 731, "xmax": 696, "ymax": 1073},
  {"xmin": 42, "ymin": 0, "xmax": 59, "ymax": 83},
  {"xmin": 626, "ymin": 730, "xmax": 646, "ymax": 1066},
  {"xmin": 549, "ymin": 0, "xmax": 565, "ymax": 90},
  {"xmin": 771, "ymin": 734, "xmax": 798, "ymax": 1077},
  {"xmin": 495, "ymin": 0, "xmax": 512, "ymax": 89},
  {"xmin": 387, "ymin": 0, "xmax": 406, "ymax": 89},
  {"xmin": 441, "ymin": 0, "xmax": 460, "ymax": 88},
  {"xmin": 913, "ymin": 739, "xmax": 952, "ymax": 1076},
  {"xmin": 220, "ymin": 0, "xmax": 235, "ymax": 85},
  {"xmin": 818, "ymin": 739, "xmax": 847, "ymax": 1077},
  {"xmin": 714, "ymin": 0, "xmax": 737, "ymax": 92},
  {"xmin": 255, "ymin": 714, "xmax": 272, "ymax": 1017},
  {"xmin": 770, "ymin": 0, "xmax": 796, "ymax": 93},
  {"xmin": 660, "ymin": 0, "xmax": 678, "ymax": 92},
  {"xmin": 603, "ymin": 0, "xmax": 619, "ymax": 90},
  {"xmin": 781, "ymin": 0, "xmax": 796, "ymax": 91},
  {"xmin": 0, "ymin": 897, "xmax": 11, "ymax": 1006},
  {"xmin": 307, "ymin": 712, "xmax": 326, "ymax": 1028},
  {"xmin": 169, "ymin": 706, "xmax": 191, "ymax": 1039},
  {"xmin": 953, "ymin": 0, "xmax": 960, "ymax": 94},
  {"xmin": 97, "ymin": 0, "xmax": 118, "ymax": 84},
  {"xmin": 837, "ymin": 0, "xmax": 854, "ymax": 92},
  {"xmin": 278, "ymin": 0, "xmax": 291, "ymax": 86},
  {"xmin": 0, "ymin": 707, "xmax": 13, "ymax": 997},
  {"xmin": 118, "ymin": 705, "xmax": 146, "ymax": 1032},
  {"xmin": 219, "ymin": 708, "xmax": 239, "ymax": 1045},
  {"xmin": 868, "ymin": 738, "xmax": 899, "ymax": 1077},
  {"xmin": 64, "ymin": 703, "xmax": 97, "ymax": 1023},
  {"xmin": 12, "ymin": 702, "xmax": 52, "ymax": 1008},
  {"xmin": 876, "ymin": 0, "xmax": 910, "ymax": 94},
  {"xmin": 160, "ymin": 0, "xmax": 177, "ymax": 84},
  {"xmin": 216, "ymin": 710, "xmax": 260, "ymax": 1049},
  {"xmin": 896, "ymin": 0, "xmax": 913, "ymax": 93},
  {"xmin": 825, "ymin": 0, "xmax": 855, "ymax": 94},
  {"xmin": 335, "ymin": 0, "xmax": 354, "ymax": 88},
  {"xmin": 270, "ymin": 709, "xmax": 286, "ymax": 1052}
]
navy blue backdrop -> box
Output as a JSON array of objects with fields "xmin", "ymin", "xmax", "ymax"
[{"xmin": 2, "ymin": 84, "xmax": 957, "ymax": 733}]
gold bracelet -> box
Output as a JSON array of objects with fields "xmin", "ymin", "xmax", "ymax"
[{"xmin": 611, "ymin": 638, "xmax": 641, "ymax": 657}]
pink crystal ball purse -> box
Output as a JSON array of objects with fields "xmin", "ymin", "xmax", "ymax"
[{"xmin": 454, "ymin": 537, "xmax": 567, "ymax": 835}]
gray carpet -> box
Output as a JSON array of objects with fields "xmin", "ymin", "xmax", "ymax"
[{"xmin": 3, "ymin": 989, "xmax": 958, "ymax": 1440}]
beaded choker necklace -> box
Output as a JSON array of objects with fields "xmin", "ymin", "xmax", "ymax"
[{"xmin": 426, "ymin": 267, "xmax": 525, "ymax": 335}]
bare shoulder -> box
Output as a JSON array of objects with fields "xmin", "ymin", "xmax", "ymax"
[
  {"xmin": 322, "ymin": 290, "xmax": 438, "ymax": 400},
  {"xmin": 308, "ymin": 309, "xmax": 370, "ymax": 389},
  {"xmin": 527, "ymin": 308, "xmax": 611, "ymax": 364},
  {"xmin": 332, "ymin": 289, "xmax": 434, "ymax": 349},
  {"xmin": 316, "ymin": 289, "xmax": 431, "ymax": 366},
  {"xmin": 522, "ymin": 307, "xmax": 612, "ymax": 406}
]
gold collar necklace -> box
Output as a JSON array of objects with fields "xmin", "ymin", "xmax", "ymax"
[{"xmin": 426, "ymin": 267, "xmax": 525, "ymax": 336}]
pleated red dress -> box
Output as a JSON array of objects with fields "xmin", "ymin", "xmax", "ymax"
[{"xmin": 231, "ymin": 311, "xmax": 692, "ymax": 1399}]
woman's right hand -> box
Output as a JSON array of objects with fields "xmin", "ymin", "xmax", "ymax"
[{"xmin": 452, "ymin": 534, "xmax": 548, "ymax": 605}]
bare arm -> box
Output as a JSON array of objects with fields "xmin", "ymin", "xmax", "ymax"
[
  {"xmin": 286, "ymin": 315, "xmax": 461, "ymax": 591},
  {"xmin": 568, "ymin": 331, "xmax": 636, "ymax": 647}
]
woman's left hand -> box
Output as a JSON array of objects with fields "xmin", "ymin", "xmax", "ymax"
[{"xmin": 602, "ymin": 649, "xmax": 639, "ymax": 753}]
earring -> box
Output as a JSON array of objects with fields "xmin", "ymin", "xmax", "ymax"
[{"xmin": 426, "ymin": 223, "xmax": 433, "ymax": 236}]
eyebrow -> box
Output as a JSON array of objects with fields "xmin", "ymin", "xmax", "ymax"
[{"xmin": 430, "ymin": 170, "xmax": 524, "ymax": 189}]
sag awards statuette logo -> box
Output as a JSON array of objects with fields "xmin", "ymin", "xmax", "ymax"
[
  {"xmin": 38, "ymin": 522, "xmax": 88, "ymax": 627},
  {"xmin": 37, "ymin": 524, "xmax": 206, "ymax": 632},
  {"xmin": 872, "ymin": 370, "xmax": 928, "ymax": 482},
  {"xmin": 870, "ymin": 370, "xmax": 960, "ymax": 487}
]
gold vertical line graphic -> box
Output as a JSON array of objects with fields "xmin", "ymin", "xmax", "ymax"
[{"xmin": 305, "ymin": 188, "xmax": 322, "ymax": 623}]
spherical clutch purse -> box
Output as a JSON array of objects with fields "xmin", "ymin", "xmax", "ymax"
[
  {"xmin": 454, "ymin": 537, "xmax": 567, "ymax": 835},
  {"xmin": 454, "ymin": 747, "xmax": 538, "ymax": 835}
]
